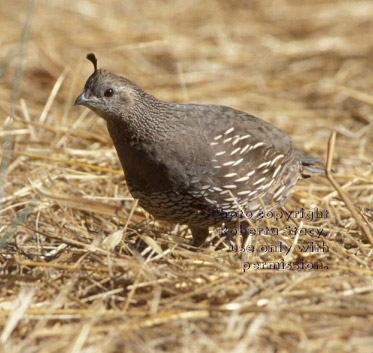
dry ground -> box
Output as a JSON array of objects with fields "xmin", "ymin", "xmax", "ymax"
[{"xmin": 0, "ymin": 0, "xmax": 373, "ymax": 352}]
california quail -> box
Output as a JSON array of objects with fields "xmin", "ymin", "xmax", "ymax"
[{"xmin": 75, "ymin": 53, "xmax": 322, "ymax": 246}]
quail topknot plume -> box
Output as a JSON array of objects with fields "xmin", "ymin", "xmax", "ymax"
[{"xmin": 75, "ymin": 53, "xmax": 324, "ymax": 247}]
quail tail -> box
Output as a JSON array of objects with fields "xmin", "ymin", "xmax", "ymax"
[{"xmin": 297, "ymin": 152, "xmax": 334, "ymax": 177}]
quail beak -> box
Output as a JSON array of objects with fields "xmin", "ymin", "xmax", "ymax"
[{"xmin": 74, "ymin": 91, "xmax": 89, "ymax": 106}]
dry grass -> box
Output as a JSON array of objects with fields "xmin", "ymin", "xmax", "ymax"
[{"xmin": 1, "ymin": 0, "xmax": 373, "ymax": 352}]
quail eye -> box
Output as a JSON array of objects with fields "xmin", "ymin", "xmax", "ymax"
[{"xmin": 104, "ymin": 88, "xmax": 114, "ymax": 97}]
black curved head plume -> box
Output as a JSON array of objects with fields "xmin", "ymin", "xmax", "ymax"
[{"xmin": 86, "ymin": 53, "xmax": 98, "ymax": 73}]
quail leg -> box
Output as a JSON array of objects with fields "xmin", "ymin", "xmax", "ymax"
[{"xmin": 190, "ymin": 226, "xmax": 209, "ymax": 247}]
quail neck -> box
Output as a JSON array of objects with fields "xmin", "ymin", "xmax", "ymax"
[{"xmin": 75, "ymin": 53, "xmax": 312, "ymax": 247}]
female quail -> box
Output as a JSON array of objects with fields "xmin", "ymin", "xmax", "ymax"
[{"xmin": 75, "ymin": 53, "xmax": 321, "ymax": 246}]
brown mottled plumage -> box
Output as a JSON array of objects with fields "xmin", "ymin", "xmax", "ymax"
[{"xmin": 75, "ymin": 53, "xmax": 323, "ymax": 246}]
